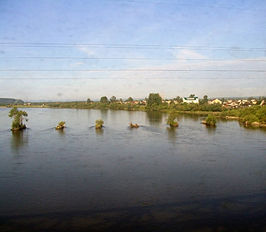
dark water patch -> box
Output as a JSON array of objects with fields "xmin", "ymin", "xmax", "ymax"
[
  {"xmin": 0, "ymin": 109, "xmax": 265, "ymax": 231},
  {"xmin": 0, "ymin": 193, "xmax": 265, "ymax": 231}
]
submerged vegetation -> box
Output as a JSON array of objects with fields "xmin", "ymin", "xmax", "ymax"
[
  {"xmin": 8, "ymin": 107, "xmax": 28, "ymax": 131},
  {"xmin": 56, "ymin": 121, "xmax": 66, "ymax": 130},
  {"xmin": 95, "ymin": 119, "xmax": 104, "ymax": 129},
  {"xmin": 167, "ymin": 112, "xmax": 179, "ymax": 128}
]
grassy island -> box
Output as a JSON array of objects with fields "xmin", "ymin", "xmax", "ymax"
[
  {"xmin": 95, "ymin": 119, "xmax": 104, "ymax": 129},
  {"xmin": 202, "ymin": 114, "xmax": 217, "ymax": 127},
  {"xmin": 167, "ymin": 112, "xmax": 179, "ymax": 128},
  {"xmin": 56, "ymin": 121, "xmax": 66, "ymax": 130}
]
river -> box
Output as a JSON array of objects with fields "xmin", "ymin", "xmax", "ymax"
[{"xmin": 0, "ymin": 108, "xmax": 265, "ymax": 231}]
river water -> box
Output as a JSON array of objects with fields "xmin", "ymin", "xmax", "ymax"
[{"xmin": 0, "ymin": 108, "xmax": 265, "ymax": 231}]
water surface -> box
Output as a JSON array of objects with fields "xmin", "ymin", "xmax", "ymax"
[{"xmin": 0, "ymin": 108, "xmax": 265, "ymax": 231}]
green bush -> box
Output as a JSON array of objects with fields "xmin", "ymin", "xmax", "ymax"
[
  {"xmin": 205, "ymin": 114, "xmax": 217, "ymax": 126},
  {"xmin": 95, "ymin": 119, "xmax": 104, "ymax": 129}
]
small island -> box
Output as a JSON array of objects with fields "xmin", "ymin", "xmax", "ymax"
[
  {"xmin": 167, "ymin": 112, "xmax": 179, "ymax": 128},
  {"xmin": 9, "ymin": 107, "xmax": 28, "ymax": 131},
  {"xmin": 130, "ymin": 123, "xmax": 139, "ymax": 128},
  {"xmin": 56, "ymin": 121, "xmax": 66, "ymax": 130},
  {"xmin": 202, "ymin": 114, "xmax": 217, "ymax": 127}
]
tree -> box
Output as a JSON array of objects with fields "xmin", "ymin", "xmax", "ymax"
[
  {"xmin": 167, "ymin": 112, "xmax": 179, "ymax": 127},
  {"xmin": 189, "ymin": 94, "xmax": 195, "ymax": 98},
  {"xmin": 205, "ymin": 114, "xmax": 217, "ymax": 126},
  {"xmin": 147, "ymin": 93, "xmax": 162, "ymax": 107},
  {"xmin": 126, "ymin": 97, "xmax": 134, "ymax": 102},
  {"xmin": 201, "ymin": 95, "xmax": 208, "ymax": 104},
  {"xmin": 110, "ymin": 96, "xmax": 117, "ymax": 102},
  {"xmin": 174, "ymin": 96, "xmax": 182, "ymax": 103},
  {"xmin": 87, "ymin": 98, "xmax": 92, "ymax": 103},
  {"xmin": 8, "ymin": 107, "xmax": 28, "ymax": 131},
  {"xmin": 100, "ymin": 96, "xmax": 109, "ymax": 104}
]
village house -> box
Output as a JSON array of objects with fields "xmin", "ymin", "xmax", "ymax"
[{"xmin": 208, "ymin": 99, "xmax": 222, "ymax": 104}]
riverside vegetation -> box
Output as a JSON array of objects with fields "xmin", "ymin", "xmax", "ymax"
[{"xmin": 6, "ymin": 94, "xmax": 266, "ymax": 128}]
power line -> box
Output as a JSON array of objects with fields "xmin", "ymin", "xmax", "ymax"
[
  {"xmin": 0, "ymin": 69, "xmax": 266, "ymax": 72},
  {"xmin": 0, "ymin": 77, "xmax": 264, "ymax": 80},
  {"xmin": 0, "ymin": 42, "xmax": 265, "ymax": 51},
  {"xmin": 1, "ymin": 56, "xmax": 266, "ymax": 62}
]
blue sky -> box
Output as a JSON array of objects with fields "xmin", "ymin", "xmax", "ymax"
[{"xmin": 0, "ymin": 0, "xmax": 265, "ymax": 100}]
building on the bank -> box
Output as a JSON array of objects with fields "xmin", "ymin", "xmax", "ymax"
[
  {"xmin": 209, "ymin": 99, "xmax": 222, "ymax": 104},
  {"xmin": 182, "ymin": 96, "xmax": 199, "ymax": 104}
]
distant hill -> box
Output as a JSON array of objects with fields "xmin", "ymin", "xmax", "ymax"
[{"xmin": 0, "ymin": 98, "xmax": 24, "ymax": 105}]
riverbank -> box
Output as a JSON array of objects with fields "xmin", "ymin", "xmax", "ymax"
[{"xmin": 2, "ymin": 103, "xmax": 266, "ymax": 128}]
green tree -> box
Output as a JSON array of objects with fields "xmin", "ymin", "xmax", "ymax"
[
  {"xmin": 87, "ymin": 98, "xmax": 92, "ymax": 103},
  {"xmin": 8, "ymin": 107, "xmax": 28, "ymax": 131},
  {"xmin": 174, "ymin": 96, "xmax": 182, "ymax": 103},
  {"xmin": 167, "ymin": 112, "xmax": 179, "ymax": 127},
  {"xmin": 200, "ymin": 95, "xmax": 208, "ymax": 104},
  {"xmin": 205, "ymin": 114, "xmax": 217, "ymax": 126},
  {"xmin": 147, "ymin": 93, "xmax": 162, "ymax": 107},
  {"xmin": 189, "ymin": 94, "xmax": 195, "ymax": 98},
  {"xmin": 110, "ymin": 96, "xmax": 117, "ymax": 102},
  {"xmin": 100, "ymin": 96, "xmax": 109, "ymax": 104},
  {"xmin": 127, "ymin": 97, "xmax": 134, "ymax": 102}
]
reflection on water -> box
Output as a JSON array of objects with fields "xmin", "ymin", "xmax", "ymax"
[
  {"xmin": 205, "ymin": 126, "xmax": 216, "ymax": 135},
  {"xmin": 56, "ymin": 128, "xmax": 66, "ymax": 137},
  {"xmin": 95, "ymin": 128, "xmax": 104, "ymax": 136},
  {"xmin": 182, "ymin": 113, "xmax": 202, "ymax": 121},
  {"xmin": 166, "ymin": 127, "xmax": 178, "ymax": 145},
  {"xmin": 146, "ymin": 111, "xmax": 163, "ymax": 125},
  {"xmin": 100, "ymin": 109, "xmax": 108, "ymax": 120},
  {"xmin": 10, "ymin": 130, "xmax": 28, "ymax": 152}
]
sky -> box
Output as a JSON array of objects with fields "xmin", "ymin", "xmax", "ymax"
[{"xmin": 0, "ymin": 0, "xmax": 265, "ymax": 101}]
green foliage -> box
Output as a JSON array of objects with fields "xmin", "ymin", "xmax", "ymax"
[
  {"xmin": 56, "ymin": 121, "xmax": 65, "ymax": 130},
  {"xmin": 174, "ymin": 96, "xmax": 182, "ymax": 103},
  {"xmin": 8, "ymin": 107, "xmax": 28, "ymax": 130},
  {"xmin": 189, "ymin": 94, "xmax": 195, "ymax": 98},
  {"xmin": 200, "ymin": 95, "xmax": 208, "ymax": 104},
  {"xmin": 110, "ymin": 96, "xmax": 117, "ymax": 102},
  {"xmin": 58, "ymin": 121, "xmax": 65, "ymax": 127},
  {"xmin": 205, "ymin": 114, "xmax": 217, "ymax": 126},
  {"xmin": 221, "ymin": 106, "xmax": 266, "ymax": 124},
  {"xmin": 87, "ymin": 98, "xmax": 92, "ymax": 103},
  {"xmin": 100, "ymin": 96, "xmax": 109, "ymax": 104},
  {"xmin": 126, "ymin": 97, "xmax": 133, "ymax": 102},
  {"xmin": 95, "ymin": 119, "xmax": 104, "ymax": 129},
  {"xmin": 167, "ymin": 112, "xmax": 179, "ymax": 127},
  {"xmin": 147, "ymin": 93, "xmax": 162, "ymax": 108},
  {"xmin": 170, "ymin": 103, "xmax": 222, "ymax": 112}
]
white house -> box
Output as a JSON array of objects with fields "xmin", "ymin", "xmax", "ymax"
[{"xmin": 182, "ymin": 96, "xmax": 199, "ymax": 104}]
